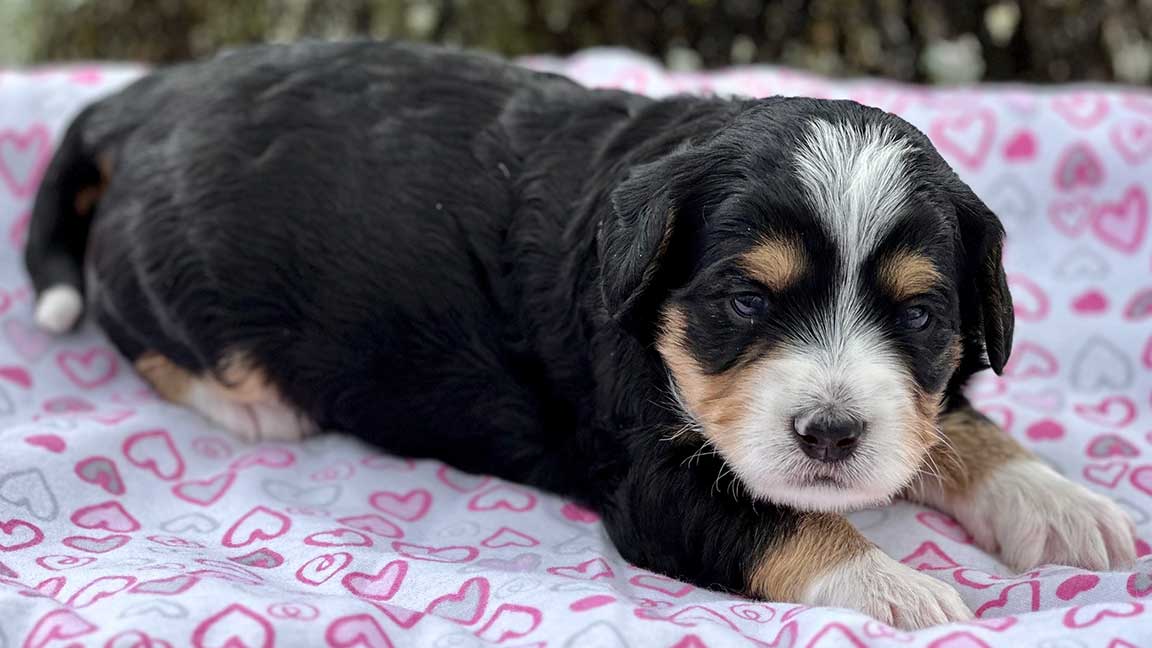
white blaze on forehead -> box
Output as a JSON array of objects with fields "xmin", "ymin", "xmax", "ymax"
[
  {"xmin": 793, "ymin": 119, "xmax": 916, "ymax": 281},
  {"xmin": 788, "ymin": 119, "xmax": 917, "ymax": 390}
]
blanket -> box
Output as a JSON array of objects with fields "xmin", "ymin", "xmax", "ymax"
[{"xmin": 0, "ymin": 49, "xmax": 1150, "ymax": 647}]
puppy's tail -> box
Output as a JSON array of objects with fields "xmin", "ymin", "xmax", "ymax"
[{"xmin": 24, "ymin": 105, "xmax": 103, "ymax": 334}]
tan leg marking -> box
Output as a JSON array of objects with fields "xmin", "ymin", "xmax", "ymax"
[
  {"xmin": 748, "ymin": 512, "xmax": 971, "ymax": 629},
  {"xmin": 747, "ymin": 513, "xmax": 869, "ymax": 601},
  {"xmin": 907, "ymin": 404, "xmax": 1136, "ymax": 571},
  {"xmin": 134, "ymin": 352, "xmax": 313, "ymax": 442}
]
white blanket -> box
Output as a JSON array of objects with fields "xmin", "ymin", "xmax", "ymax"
[{"xmin": 0, "ymin": 51, "xmax": 1150, "ymax": 646}]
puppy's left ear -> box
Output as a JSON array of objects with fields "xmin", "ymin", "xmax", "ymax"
[
  {"xmin": 952, "ymin": 182, "xmax": 1014, "ymax": 375},
  {"xmin": 598, "ymin": 158, "xmax": 681, "ymax": 327}
]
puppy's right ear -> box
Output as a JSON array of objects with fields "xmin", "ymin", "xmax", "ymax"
[{"xmin": 598, "ymin": 159, "xmax": 677, "ymax": 326}]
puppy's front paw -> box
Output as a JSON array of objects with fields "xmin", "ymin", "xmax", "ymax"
[
  {"xmin": 952, "ymin": 460, "xmax": 1136, "ymax": 572},
  {"xmin": 805, "ymin": 548, "xmax": 972, "ymax": 630}
]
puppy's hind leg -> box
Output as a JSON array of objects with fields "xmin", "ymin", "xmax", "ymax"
[{"xmin": 135, "ymin": 352, "xmax": 316, "ymax": 443}]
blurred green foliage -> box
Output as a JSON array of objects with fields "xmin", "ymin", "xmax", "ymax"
[{"xmin": 3, "ymin": 0, "xmax": 1151, "ymax": 85}]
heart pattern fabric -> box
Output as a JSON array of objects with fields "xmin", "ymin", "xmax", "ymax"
[{"xmin": 0, "ymin": 56, "xmax": 1150, "ymax": 646}]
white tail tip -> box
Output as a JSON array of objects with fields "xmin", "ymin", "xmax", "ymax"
[{"xmin": 34, "ymin": 285, "xmax": 84, "ymax": 334}]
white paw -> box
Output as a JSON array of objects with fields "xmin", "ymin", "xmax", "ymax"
[
  {"xmin": 186, "ymin": 384, "xmax": 315, "ymax": 443},
  {"xmin": 952, "ymin": 460, "xmax": 1136, "ymax": 572},
  {"xmin": 804, "ymin": 547, "xmax": 973, "ymax": 630}
]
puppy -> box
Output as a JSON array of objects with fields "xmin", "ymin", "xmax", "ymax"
[{"xmin": 25, "ymin": 41, "xmax": 1135, "ymax": 629}]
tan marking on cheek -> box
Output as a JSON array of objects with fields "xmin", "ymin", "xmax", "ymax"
[
  {"xmin": 747, "ymin": 513, "xmax": 871, "ymax": 601},
  {"xmin": 910, "ymin": 387, "xmax": 944, "ymax": 452},
  {"xmin": 905, "ymin": 335, "xmax": 964, "ymax": 465},
  {"xmin": 880, "ymin": 251, "xmax": 942, "ymax": 301},
  {"xmin": 656, "ymin": 306, "xmax": 762, "ymax": 443},
  {"xmin": 740, "ymin": 237, "xmax": 806, "ymax": 291}
]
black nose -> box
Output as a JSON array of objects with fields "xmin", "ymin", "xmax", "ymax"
[{"xmin": 794, "ymin": 416, "xmax": 865, "ymax": 463}]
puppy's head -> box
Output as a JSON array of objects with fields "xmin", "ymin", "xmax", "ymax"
[{"xmin": 599, "ymin": 98, "xmax": 1013, "ymax": 512}]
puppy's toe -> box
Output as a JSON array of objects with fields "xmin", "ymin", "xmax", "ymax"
[
  {"xmin": 805, "ymin": 547, "xmax": 973, "ymax": 630},
  {"xmin": 953, "ymin": 460, "xmax": 1137, "ymax": 572}
]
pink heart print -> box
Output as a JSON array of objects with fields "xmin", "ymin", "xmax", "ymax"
[
  {"xmin": 336, "ymin": 514, "xmax": 403, "ymax": 539},
  {"xmin": 1056, "ymin": 574, "xmax": 1101, "ymax": 600},
  {"xmin": 1001, "ymin": 342, "xmax": 1059, "ymax": 379},
  {"xmin": 24, "ymin": 434, "xmax": 66, "ymax": 453},
  {"xmin": 547, "ymin": 557, "xmax": 615, "ymax": 580},
  {"xmin": 1049, "ymin": 197, "xmax": 1096, "ymax": 236},
  {"xmin": 304, "ymin": 529, "xmax": 373, "ymax": 547},
  {"xmin": 66, "ymin": 574, "xmax": 136, "ymax": 608},
  {"xmin": 976, "ymin": 581, "xmax": 1041, "ymax": 617},
  {"xmin": 191, "ymin": 604, "xmax": 276, "ymax": 648},
  {"xmin": 342, "ymin": 559, "xmax": 408, "ymax": 601},
  {"xmin": 467, "ymin": 485, "xmax": 538, "ymax": 512},
  {"xmin": 1054, "ymin": 142, "xmax": 1105, "ymax": 190},
  {"xmin": 1074, "ymin": 395, "xmax": 1137, "ymax": 427},
  {"xmin": 369, "ymin": 489, "xmax": 432, "ymax": 521},
  {"xmin": 1071, "ymin": 289, "xmax": 1109, "ymax": 314},
  {"xmin": 1123, "ymin": 287, "xmax": 1152, "ymax": 320},
  {"xmin": 23, "ymin": 609, "xmax": 98, "ymax": 648},
  {"xmin": 0, "ymin": 124, "xmax": 53, "ymax": 197},
  {"xmin": 929, "ymin": 110, "xmax": 996, "ymax": 169},
  {"xmin": 476, "ymin": 603, "xmax": 543, "ymax": 643},
  {"xmin": 1053, "ymin": 94, "xmax": 1110, "ymax": 129},
  {"xmin": 229, "ymin": 548, "xmax": 285, "ymax": 569},
  {"xmin": 1062, "ymin": 602, "xmax": 1144, "ymax": 628},
  {"xmin": 74, "ymin": 456, "xmax": 126, "ymax": 495},
  {"xmin": 1092, "ymin": 185, "xmax": 1148, "ymax": 253},
  {"xmin": 425, "ymin": 576, "xmax": 491, "ymax": 624},
  {"xmin": 172, "ymin": 472, "xmax": 235, "ymax": 505},
  {"xmin": 1025, "ymin": 419, "xmax": 1065, "ymax": 441},
  {"xmin": 900, "ymin": 542, "xmax": 960, "ymax": 570},
  {"xmin": 56, "ymin": 347, "xmax": 119, "ymax": 389},
  {"xmin": 0, "ymin": 518, "xmax": 43, "ymax": 551},
  {"xmin": 1111, "ymin": 119, "xmax": 1152, "ymax": 164},
  {"xmin": 123, "ymin": 428, "xmax": 186, "ymax": 481},
  {"xmin": 1003, "ymin": 130, "xmax": 1037, "ymax": 161},
  {"xmin": 325, "ymin": 614, "xmax": 394, "ymax": 648},
  {"xmin": 1083, "ymin": 461, "xmax": 1129, "ymax": 488},
  {"xmin": 916, "ymin": 511, "xmax": 973, "ymax": 543},
  {"xmin": 222, "ymin": 506, "xmax": 291, "ymax": 547},
  {"xmin": 62, "ymin": 533, "xmax": 131, "ymax": 554},
  {"xmin": 481, "ymin": 527, "xmax": 539, "ymax": 548},
  {"xmin": 70, "ymin": 501, "xmax": 140, "ymax": 533}
]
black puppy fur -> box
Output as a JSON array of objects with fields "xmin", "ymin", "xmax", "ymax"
[{"xmin": 26, "ymin": 41, "xmax": 1014, "ymax": 611}]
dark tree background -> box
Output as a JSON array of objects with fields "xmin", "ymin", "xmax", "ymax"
[{"xmin": 3, "ymin": 0, "xmax": 1150, "ymax": 85}]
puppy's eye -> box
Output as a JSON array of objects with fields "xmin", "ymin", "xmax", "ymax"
[
  {"xmin": 731, "ymin": 293, "xmax": 768, "ymax": 319},
  {"xmin": 897, "ymin": 305, "xmax": 931, "ymax": 331}
]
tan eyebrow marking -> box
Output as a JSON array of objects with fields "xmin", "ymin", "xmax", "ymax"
[
  {"xmin": 739, "ymin": 237, "xmax": 806, "ymax": 291},
  {"xmin": 879, "ymin": 250, "xmax": 942, "ymax": 301}
]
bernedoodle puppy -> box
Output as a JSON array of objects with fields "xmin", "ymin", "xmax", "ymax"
[{"xmin": 25, "ymin": 41, "xmax": 1135, "ymax": 629}]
